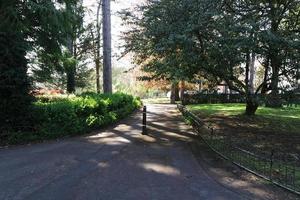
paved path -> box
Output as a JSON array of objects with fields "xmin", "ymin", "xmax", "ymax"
[{"xmin": 0, "ymin": 104, "xmax": 247, "ymax": 200}]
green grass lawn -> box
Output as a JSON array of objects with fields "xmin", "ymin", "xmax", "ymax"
[
  {"xmin": 187, "ymin": 103, "xmax": 300, "ymax": 119},
  {"xmin": 187, "ymin": 103, "xmax": 300, "ymax": 134}
]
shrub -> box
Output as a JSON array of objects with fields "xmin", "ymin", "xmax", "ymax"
[{"xmin": 4, "ymin": 93, "xmax": 141, "ymax": 145}]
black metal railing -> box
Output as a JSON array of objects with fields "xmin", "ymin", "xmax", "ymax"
[
  {"xmin": 182, "ymin": 93, "xmax": 300, "ymax": 106},
  {"xmin": 178, "ymin": 104, "xmax": 300, "ymax": 195}
]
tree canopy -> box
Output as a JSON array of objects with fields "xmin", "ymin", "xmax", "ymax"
[
  {"xmin": 0, "ymin": 0, "xmax": 83, "ymax": 129},
  {"xmin": 123, "ymin": 0, "xmax": 300, "ymax": 115}
]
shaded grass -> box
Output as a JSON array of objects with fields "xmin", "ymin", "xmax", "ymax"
[{"xmin": 182, "ymin": 104, "xmax": 300, "ymax": 193}]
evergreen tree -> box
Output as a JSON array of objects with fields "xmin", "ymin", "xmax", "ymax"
[
  {"xmin": 0, "ymin": 0, "xmax": 79, "ymax": 131},
  {"xmin": 31, "ymin": 0, "xmax": 94, "ymax": 92}
]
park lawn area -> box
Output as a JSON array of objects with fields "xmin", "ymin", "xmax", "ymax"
[{"xmin": 187, "ymin": 103, "xmax": 300, "ymax": 154}]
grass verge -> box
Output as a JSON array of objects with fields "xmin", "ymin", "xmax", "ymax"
[{"xmin": 186, "ymin": 103, "xmax": 300, "ymax": 153}]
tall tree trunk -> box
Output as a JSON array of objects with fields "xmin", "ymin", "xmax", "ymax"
[
  {"xmin": 266, "ymin": 19, "xmax": 282, "ymax": 108},
  {"xmin": 245, "ymin": 95, "xmax": 259, "ymax": 116},
  {"xmin": 198, "ymin": 80, "xmax": 202, "ymax": 92},
  {"xmin": 66, "ymin": 39, "xmax": 76, "ymax": 93},
  {"xmin": 261, "ymin": 56, "xmax": 270, "ymax": 94},
  {"xmin": 65, "ymin": 2, "xmax": 79, "ymax": 94},
  {"xmin": 102, "ymin": 0, "xmax": 112, "ymax": 93},
  {"xmin": 170, "ymin": 82, "xmax": 176, "ymax": 104},
  {"xmin": 180, "ymin": 80, "xmax": 185, "ymax": 101},
  {"xmin": 174, "ymin": 82, "xmax": 180, "ymax": 101},
  {"xmin": 267, "ymin": 50, "xmax": 282, "ymax": 107},
  {"xmin": 96, "ymin": 0, "xmax": 102, "ymax": 93},
  {"xmin": 244, "ymin": 52, "xmax": 258, "ymax": 115},
  {"xmin": 66, "ymin": 67, "xmax": 76, "ymax": 93},
  {"xmin": 249, "ymin": 52, "xmax": 255, "ymax": 94},
  {"xmin": 0, "ymin": 31, "xmax": 32, "ymax": 130},
  {"xmin": 270, "ymin": 54, "xmax": 280, "ymax": 95},
  {"xmin": 96, "ymin": 59, "xmax": 101, "ymax": 93},
  {"xmin": 297, "ymin": 67, "xmax": 300, "ymax": 90},
  {"xmin": 245, "ymin": 52, "xmax": 250, "ymax": 91}
]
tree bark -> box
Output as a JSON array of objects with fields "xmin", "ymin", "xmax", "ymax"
[
  {"xmin": 244, "ymin": 52, "xmax": 258, "ymax": 115},
  {"xmin": 266, "ymin": 18, "xmax": 282, "ymax": 108},
  {"xmin": 65, "ymin": 2, "xmax": 79, "ymax": 94},
  {"xmin": 96, "ymin": 59, "xmax": 101, "ymax": 93},
  {"xmin": 245, "ymin": 52, "xmax": 250, "ymax": 90},
  {"xmin": 180, "ymin": 80, "xmax": 185, "ymax": 101},
  {"xmin": 261, "ymin": 56, "xmax": 270, "ymax": 94},
  {"xmin": 174, "ymin": 82, "xmax": 180, "ymax": 101},
  {"xmin": 249, "ymin": 52, "xmax": 255, "ymax": 94},
  {"xmin": 66, "ymin": 67, "xmax": 76, "ymax": 93},
  {"xmin": 0, "ymin": 31, "xmax": 32, "ymax": 130},
  {"xmin": 96, "ymin": 1, "xmax": 102, "ymax": 93},
  {"xmin": 170, "ymin": 82, "xmax": 176, "ymax": 104},
  {"xmin": 245, "ymin": 95, "xmax": 259, "ymax": 116},
  {"xmin": 102, "ymin": 0, "xmax": 112, "ymax": 93},
  {"xmin": 66, "ymin": 38, "xmax": 76, "ymax": 93},
  {"xmin": 297, "ymin": 67, "xmax": 300, "ymax": 90},
  {"xmin": 266, "ymin": 50, "xmax": 282, "ymax": 108}
]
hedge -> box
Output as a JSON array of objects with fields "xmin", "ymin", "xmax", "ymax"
[{"xmin": 5, "ymin": 93, "xmax": 142, "ymax": 145}]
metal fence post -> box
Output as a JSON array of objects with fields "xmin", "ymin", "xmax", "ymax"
[
  {"xmin": 142, "ymin": 106, "xmax": 147, "ymax": 135},
  {"xmin": 270, "ymin": 150, "xmax": 274, "ymax": 181},
  {"xmin": 292, "ymin": 154, "xmax": 298, "ymax": 190},
  {"xmin": 210, "ymin": 127, "xmax": 214, "ymax": 147}
]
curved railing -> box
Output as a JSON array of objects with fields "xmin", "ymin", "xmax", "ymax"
[{"xmin": 178, "ymin": 104, "xmax": 300, "ymax": 195}]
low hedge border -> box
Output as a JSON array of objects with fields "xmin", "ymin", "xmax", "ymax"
[{"xmin": 4, "ymin": 93, "xmax": 142, "ymax": 145}]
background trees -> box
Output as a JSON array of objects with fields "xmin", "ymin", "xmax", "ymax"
[
  {"xmin": 0, "ymin": 0, "xmax": 80, "ymax": 130},
  {"xmin": 0, "ymin": 0, "xmax": 298, "ymax": 134},
  {"xmin": 31, "ymin": 0, "xmax": 96, "ymax": 92},
  {"xmin": 123, "ymin": 0, "xmax": 300, "ymax": 115}
]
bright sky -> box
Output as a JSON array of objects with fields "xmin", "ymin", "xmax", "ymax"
[{"xmin": 83, "ymin": 0, "xmax": 143, "ymax": 68}]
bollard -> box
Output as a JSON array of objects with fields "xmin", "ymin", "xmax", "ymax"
[{"xmin": 142, "ymin": 106, "xmax": 147, "ymax": 135}]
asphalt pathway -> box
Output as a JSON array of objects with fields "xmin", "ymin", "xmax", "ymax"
[{"xmin": 0, "ymin": 104, "xmax": 248, "ymax": 200}]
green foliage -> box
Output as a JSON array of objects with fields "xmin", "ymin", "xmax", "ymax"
[
  {"xmin": 124, "ymin": 0, "xmax": 300, "ymax": 114},
  {"xmin": 3, "ymin": 93, "xmax": 141, "ymax": 145},
  {"xmin": 0, "ymin": 31, "xmax": 33, "ymax": 131},
  {"xmin": 0, "ymin": 1, "xmax": 31, "ymax": 130},
  {"xmin": 63, "ymin": 55, "xmax": 78, "ymax": 71},
  {"xmin": 0, "ymin": 0, "xmax": 83, "ymax": 131},
  {"xmin": 30, "ymin": 1, "xmax": 94, "ymax": 92}
]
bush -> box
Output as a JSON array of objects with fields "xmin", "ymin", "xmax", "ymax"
[{"xmin": 4, "ymin": 93, "xmax": 141, "ymax": 145}]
